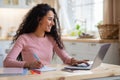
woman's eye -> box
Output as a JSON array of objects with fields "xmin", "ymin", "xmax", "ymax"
[
  {"xmin": 48, "ymin": 19, "xmax": 52, "ymax": 20},
  {"xmin": 48, "ymin": 19, "xmax": 52, "ymax": 21}
]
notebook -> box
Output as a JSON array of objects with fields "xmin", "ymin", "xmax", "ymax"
[
  {"xmin": 33, "ymin": 65, "xmax": 56, "ymax": 72},
  {"xmin": 64, "ymin": 44, "xmax": 111, "ymax": 70},
  {"xmin": 0, "ymin": 68, "xmax": 28, "ymax": 76}
]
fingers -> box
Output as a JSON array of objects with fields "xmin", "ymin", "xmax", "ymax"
[
  {"xmin": 71, "ymin": 62, "xmax": 78, "ymax": 66},
  {"xmin": 82, "ymin": 61, "xmax": 90, "ymax": 66},
  {"xmin": 70, "ymin": 58, "xmax": 90, "ymax": 66},
  {"xmin": 35, "ymin": 61, "xmax": 44, "ymax": 68},
  {"xmin": 78, "ymin": 60, "xmax": 90, "ymax": 66},
  {"xmin": 71, "ymin": 58, "xmax": 78, "ymax": 66},
  {"xmin": 29, "ymin": 61, "xmax": 43, "ymax": 69}
]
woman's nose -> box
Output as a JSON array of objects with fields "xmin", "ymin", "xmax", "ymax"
[{"xmin": 51, "ymin": 21, "xmax": 55, "ymax": 26}]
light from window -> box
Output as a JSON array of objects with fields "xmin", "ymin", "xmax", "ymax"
[{"xmin": 61, "ymin": 0, "xmax": 103, "ymax": 36}]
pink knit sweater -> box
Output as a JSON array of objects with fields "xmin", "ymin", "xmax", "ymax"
[{"xmin": 4, "ymin": 33, "xmax": 71, "ymax": 68}]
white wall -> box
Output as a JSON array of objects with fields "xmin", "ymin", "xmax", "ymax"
[{"xmin": 0, "ymin": 8, "xmax": 29, "ymax": 38}]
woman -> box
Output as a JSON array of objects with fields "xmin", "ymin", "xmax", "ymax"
[{"xmin": 4, "ymin": 3, "xmax": 88, "ymax": 69}]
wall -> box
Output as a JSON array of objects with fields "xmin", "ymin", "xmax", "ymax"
[
  {"xmin": 0, "ymin": 8, "xmax": 29, "ymax": 38},
  {"xmin": 0, "ymin": 0, "xmax": 58, "ymax": 39}
]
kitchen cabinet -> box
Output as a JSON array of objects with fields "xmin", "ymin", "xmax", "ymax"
[
  {"xmin": 63, "ymin": 42, "xmax": 101, "ymax": 60},
  {"xmin": 0, "ymin": 0, "xmax": 41, "ymax": 8},
  {"xmin": 0, "ymin": 40, "xmax": 11, "ymax": 67},
  {"xmin": 52, "ymin": 42, "xmax": 101, "ymax": 64},
  {"xmin": 1, "ymin": 40, "xmax": 119, "ymax": 66},
  {"xmin": 0, "ymin": 54, "xmax": 4, "ymax": 67},
  {"xmin": 52, "ymin": 41, "xmax": 120, "ymax": 65}
]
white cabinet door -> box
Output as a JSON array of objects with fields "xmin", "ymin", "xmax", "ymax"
[
  {"xmin": 52, "ymin": 54, "xmax": 63, "ymax": 64},
  {"xmin": 0, "ymin": 40, "xmax": 12, "ymax": 67},
  {"xmin": 103, "ymin": 43, "xmax": 120, "ymax": 65},
  {"xmin": 0, "ymin": 54, "xmax": 4, "ymax": 67},
  {"xmin": 0, "ymin": 40, "xmax": 12, "ymax": 54},
  {"xmin": 62, "ymin": 41, "xmax": 120, "ymax": 65},
  {"xmin": 63, "ymin": 42, "xmax": 101, "ymax": 61}
]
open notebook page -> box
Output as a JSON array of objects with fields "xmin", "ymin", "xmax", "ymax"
[{"xmin": 34, "ymin": 66, "xmax": 56, "ymax": 72}]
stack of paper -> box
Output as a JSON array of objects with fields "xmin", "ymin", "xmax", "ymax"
[{"xmin": 0, "ymin": 68, "xmax": 28, "ymax": 76}]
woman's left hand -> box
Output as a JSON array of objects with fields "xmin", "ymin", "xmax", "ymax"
[{"xmin": 70, "ymin": 58, "xmax": 89, "ymax": 66}]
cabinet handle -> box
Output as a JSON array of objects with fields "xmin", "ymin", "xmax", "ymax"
[
  {"xmin": 71, "ymin": 54, "xmax": 76, "ymax": 56},
  {"xmin": 71, "ymin": 43, "xmax": 76, "ymax": 45},
  {"xmin": 90, "ymin": 43, "xmax": 96, "ymax": 46}
]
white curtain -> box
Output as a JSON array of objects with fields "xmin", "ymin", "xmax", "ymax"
[{"xmin": 58, "ymin": 0, "xmax": 72, "ymax": 34}]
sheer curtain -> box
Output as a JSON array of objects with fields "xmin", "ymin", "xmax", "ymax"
[
  {"xmin": 58, "ymin": 0, "xmax": 103, "ymax": 36},
  {"xmin": 58, "ymin": 0, "xmax": 72, "ymax": 35}
]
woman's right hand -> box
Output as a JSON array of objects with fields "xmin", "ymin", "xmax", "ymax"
[
  {"xmin": 24, "ymin": 61, "xmax": 44, "ymax": 69},
  {"xmin": 70, "ymin": 58, "xmax": 89, "ymax": 66}
]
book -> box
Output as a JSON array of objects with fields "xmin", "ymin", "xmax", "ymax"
[{"xmin": 0, "ymin": 68, "xmax": 28, "ymax": 76}]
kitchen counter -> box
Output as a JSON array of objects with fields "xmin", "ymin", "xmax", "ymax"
[
  {"xmin": 62, "ymin": 37, "xmax": 119, "ymax": 43},
  {"xmin": 0, "ymin": 37, "xmax": 12, "ymax": 41},
  {"xmin": 0, "ymin": 37, "xmax": 119, "ymax": 43}
]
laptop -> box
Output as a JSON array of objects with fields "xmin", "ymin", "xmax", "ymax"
[{"xmin": 64, "ymin": 44, "xmax": 111, "ymax": 70}]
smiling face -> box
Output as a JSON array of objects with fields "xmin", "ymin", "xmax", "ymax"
[{"xmin": 37, "ymin": 10, "xmax": 55, "ymax": 34}]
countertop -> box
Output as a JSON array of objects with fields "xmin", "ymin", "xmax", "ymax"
[
  {"xmin": 0, "ymin": 63, "xmax": 120, "ymax": 80},
  {"xmin": 0, "ymin": 37, "xmax": 119, "ymax": 43},
  {"xmin": 0, "ymin": 37, "xmax": 12, "ymax": 41},
  {"xmin": 62, "ymin": 37, "xmax": 119, "ymax": 43}
]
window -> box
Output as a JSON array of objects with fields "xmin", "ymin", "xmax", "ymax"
[{"xmin": 59, "ymin": 0, "xmax": 103, "ymax": 36}]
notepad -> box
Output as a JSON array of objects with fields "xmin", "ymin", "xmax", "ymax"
[
  {"xmin": 34, "ymin": 66, "xmax": 56, "ymax": 72},
  {"xmin": 0, "ymin": 68, "xmax": 28, "ymax": 76}
]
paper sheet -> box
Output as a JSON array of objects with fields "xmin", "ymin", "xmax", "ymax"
[{"xmin": 34, "ymin": 66, "xmax": 56, "ymax": 72}]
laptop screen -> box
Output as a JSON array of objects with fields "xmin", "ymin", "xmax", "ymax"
[{"xmin": 91, "ymin": 44, "xmax": 111, "ymax": 69}]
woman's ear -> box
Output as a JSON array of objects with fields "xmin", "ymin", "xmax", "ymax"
[
  {"xmin": 37, "ymin": 17, "xmax": 43, "ymax": 25},
  {"xmin": 37, "ymin": 17, "xmax": 41, "ymax": 22},
  {"xmin": 39, "ymin": 20, "xmax": 42, "ymax": 25}
]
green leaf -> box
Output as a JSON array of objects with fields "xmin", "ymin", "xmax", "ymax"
[{"xmin": 76, "ymin": 24, "xmax": 81, "ymax": 30}]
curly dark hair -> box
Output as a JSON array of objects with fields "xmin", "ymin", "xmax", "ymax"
[{"xmin": 13, "ymin": 3, "xmax": 64, "ymax": 60}]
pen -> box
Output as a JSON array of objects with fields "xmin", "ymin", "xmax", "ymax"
[
  {"xmin": 33, "ymin": 53, "xmax": 40, "ymax": 61},
  {"xmin": 33, "ymin": 53, "xmax": 44, "ymax": 68}
]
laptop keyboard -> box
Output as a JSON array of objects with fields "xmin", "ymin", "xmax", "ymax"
[{"xmin": 76, "ymin": 63, "xmax": 89, "ymax": 67}]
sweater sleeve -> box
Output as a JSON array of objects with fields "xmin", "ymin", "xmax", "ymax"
[
  {"xmin": 54, "ymin": 45, "xmax": 72, "ymax": 64},
  {"xmin": 3, "ymin": 35, "xmax": 26, "ymax": 68},
  {"xmin": 50, "ymin": 38, "xmax": 72, "ymax": 64}
]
